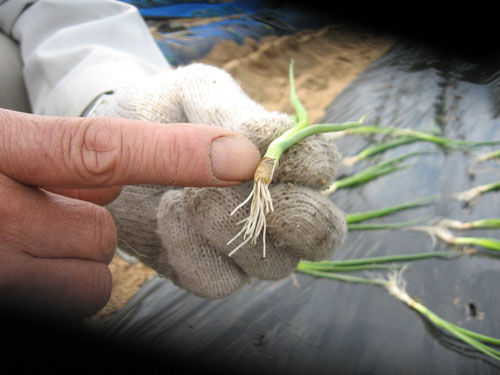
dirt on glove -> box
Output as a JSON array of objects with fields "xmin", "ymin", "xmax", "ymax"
[{"xmin": 89, "ymin": 24, "xmax": 395, "ymax": 323}]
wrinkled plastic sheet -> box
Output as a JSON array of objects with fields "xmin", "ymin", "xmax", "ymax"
[
  {"xmin": 101, "ymin": 41, "xmax": 500, "ymax": 373},
  {"xmin": 120, "ymin": 0, "xmax": 332, "ymax": 66},
  {"xmin": 152, "ymin": 17, "xmax": 286, "ymax": 66},
  {"xmin": 121, "ymin": 0, "xmax": 264, "ymax": 18}
]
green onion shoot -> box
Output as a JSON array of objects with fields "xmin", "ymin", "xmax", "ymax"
[
  {"xmin": 476, "ymin": 149, "xmax": 500, "ymax": 162},
  {"xmin": 332, "ymin": 126, "xmax": 500, "ymax": 150},
  {"xmin": 437, "ymin": 218, "xmax": 500, "ymax": 230},
  {"xmin": 298, "ymin": 250, "xmax": 461, "ymax": 271},
  {"xmin": 346, "ymin": 195, "xmax": 437, "ymax": 224},
  {"xmin": 322, "ymin": 151, "xmax": 430, "ymax": 195},
  {"xmin": 347, "ymin": 216, "xmax": 432, "ymax": 231},
  {"xmin": 295, "ymin": 267, "xmax": 500, "ymax": 362},
  {"xmin": 411, "ymin": 226, "xmax": 500, "ymax": 252},
  {"xmin": 227, "ymin": 60, "xmax": 364, "ymax": 258},
  {"xmin": 342, "ymin": 136, "xmax": 418, "ymax": 167}
]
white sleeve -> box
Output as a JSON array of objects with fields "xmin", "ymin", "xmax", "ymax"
[{"xmin": 0, "ymin": 0, "xmax": 171, "ymax": 117}]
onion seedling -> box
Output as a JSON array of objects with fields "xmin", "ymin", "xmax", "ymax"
[
  {"xmin": 476, "ymin": 149, "xmax": 500, "ymax": 162},
  {"xmin": 345, "ymin": 195, "xmax": 437, "ymax": 224},
  {"xmin": 333, "ymin": 126, "xmax": 500, "ymax": 150},
  {"xmin": 347, "ymin": 216, "xmax": 432, "ymax": 231},
  {"xmin": 412, "ymin": 226, "xmax": 500, "ymax": 252},
  {"xmin": 227, "ymin": 60, "xmax": 364, "ymax": 258},
  {"xmin": 385, "ymin": 271, "xmax": 500, "ymax": 362},
  {"xmin": 342, "ymin": 136, "xmax": 418, "ymax": 167},
  {"xmin": 452, "ymin": 181, "xmax": 500, "ymax": 203},
  {"xmin": 437, "ymin": 218, "xmax": 500, "ymax": 230},
  {"xmin": 322, "ymin": 151, "xmax": 430, "ymax": 195},
  {"xmin": 298, "ymin": 250, "xmax": 461, "ymax": 272},
  {"xmin": 295, "ymin": 267, "xmax": 500, "ymax": 362},
  {"xmin": 297, "ymin": 262, "xmax": 403, "ymax": 273}
]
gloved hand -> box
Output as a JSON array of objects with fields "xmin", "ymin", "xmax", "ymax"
[{"xmin": 89, "ymin": 63, "xmax": 347, "ymax": 298}]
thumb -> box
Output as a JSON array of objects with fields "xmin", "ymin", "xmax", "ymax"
[{"xmin": 0, "ymin": 109, "xmax": 260, "ymax": 188}]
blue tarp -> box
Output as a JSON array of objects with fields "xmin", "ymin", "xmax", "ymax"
[
  {"xmin": 121, "ymin": 0, "xmax": 263, "ymax": 18},
  {"xmin": 153, "ymin": 17, "xmax": 278, "ymax": 66},
  {"xmin": 120, "ymin": 0, "xmax": 332, "ymax": 66}
]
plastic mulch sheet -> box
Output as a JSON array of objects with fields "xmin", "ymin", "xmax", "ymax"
[{"xmin": 100, "ymin": 40, "xmax": 500, "ymax": 373}]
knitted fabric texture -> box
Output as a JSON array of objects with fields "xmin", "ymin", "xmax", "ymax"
[
  {"xmin": 182, "ymin": 185, "xmax": 301, "ymax": 280},
  {"xmin": 94, "ymin": 63, "xmax": 347, "ymax": 298},
  {"xmin": 157, "ymin": 190, "xmax": 248, "ymax": 298},
  {"xmin": 275, "ymin": 134, "xmax": 341, "ymax": 188}
]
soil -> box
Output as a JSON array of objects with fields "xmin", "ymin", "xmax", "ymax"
[
  {"xmin": 88, "ymin": 25, "xmax": 396, "ymax": 323},
  {"xmin": 201, "ymin": 26, "xmax": 395, "ymax": 124}
]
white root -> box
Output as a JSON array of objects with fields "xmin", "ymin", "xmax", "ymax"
[
  {"xmin": 385, "ymin": 269, "xmax": 415, "ymax": 307},
  {"xmin": 227, "ymin": 158, "xmax": 276, "ymax": 258},
  {"xmin": 410, "ymin": 225, "xmax": 457, "ymax": 245},
  {"xmin": 227, "ymin": 180, "xmax": 273, "ymax": 258}
]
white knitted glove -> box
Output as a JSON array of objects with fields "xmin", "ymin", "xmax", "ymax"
[{"xmin": 89, "ymin": 63, "xmax": 347, "ymax": 298}]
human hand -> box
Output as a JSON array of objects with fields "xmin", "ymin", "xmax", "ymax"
[
  {"xmin": 0, "ymin": 108, "xmax": 259, "ymax": 316},
  {"xmin": 92, "ymin": 64, "xmax": 347, "ymax": 298}
]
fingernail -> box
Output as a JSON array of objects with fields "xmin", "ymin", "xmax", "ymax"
[{"xmin": 210, "ymin": 136, "xmax": 260, "ymax": 182}]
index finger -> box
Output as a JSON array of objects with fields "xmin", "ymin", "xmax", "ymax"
[{"xmin": 0, "ymin": 109, "xmax": 260, "ymax": 188}]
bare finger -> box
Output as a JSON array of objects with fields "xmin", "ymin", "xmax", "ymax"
[{"xmin": 0, "ymin": 174, "xmax": 116, "ymax": 263}]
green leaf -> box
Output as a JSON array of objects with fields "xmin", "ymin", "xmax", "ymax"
[{"xmin": 346, "ymin": 195, "xmax": 436, "ymax": 224}]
